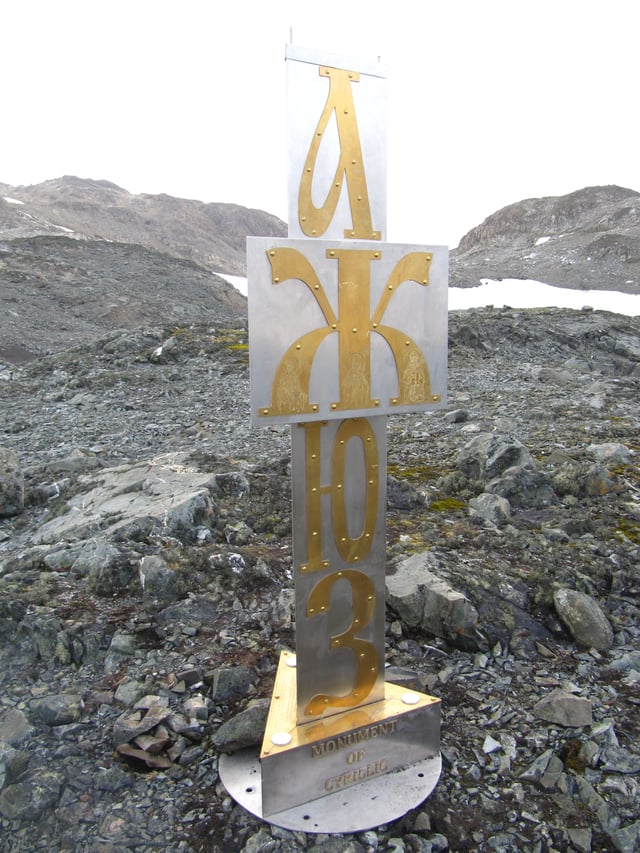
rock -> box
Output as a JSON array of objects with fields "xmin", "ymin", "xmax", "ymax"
[
  {"xmin": 586, "ymin": 442, "xmax": 632, "ymax": 464},
  {"xmin": 533, "ymin": 689, "xmax": 593, "ymax": 727},
  {"xmin": 386, "ymin": 552, "xmax": 482, "ymax": 648},
  {"xmin": 0, "ymin": 742, "xmax": 29, "ymax": 790},
  {"xmin": 554, "ymin": 588, "xmax": 614, "ymax": 650},
  {"xmin": 610, "ymin": 820, "xmax": 640, "ymax": 853},
  {"xmin": 139, "ymin": 555, "xmax": 180, "ymax": 603},
  {"xmin": 0, "ymin": 448, "xmax": 24, "ymax": 516},
  {"xmin": 210, "ymin": 665, "xmax": 256, "ymax": 703},
  {"xmin": 0, "ymin": 771, "xmax": 63, "ymax": 820},
  {"xmin": 32, "ymin": 458, "xmax": 219, "ymax": 545},
  {"xmin": 0, "ymin": 709, "xmax": 34, "ymax": 747},
  {"xmin": 456, "ymin": 433, "xmax": 534, "ymax": 484},
  {"xmin": 468, "ymin": 492, "xmax": 511, "ymax": 526},
  {"xmin": 553, "ymin": 461, "xmax": 619, "ymax": 497},
  {"xmin": 485, "ymin": 465, "xmax": 555, "ymax": 508},
  {"xmin": 211, "ymin": 698, "xmax": 270, "ymax": 752},
  {"xmin": 30, "ymin": 694, "xmax": 83, "ymax": 726},
  {"xmin": 104, "ymin": 631, "xmax": 136, "ymax": 673}
]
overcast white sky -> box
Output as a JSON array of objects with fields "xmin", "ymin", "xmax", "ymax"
[{"xmin": 2, "ymin": 1, "xmax": 638, "ymax": 248}]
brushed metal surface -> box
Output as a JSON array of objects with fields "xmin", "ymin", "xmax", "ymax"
[
  {"xmin": 291, "ymin": 417, "xmax": 387, "ymax": 721},
  {"xmin": 219, "ymin": 747, "xmax": 442, "ymax": 833},
  {"xmin": 286, "ymin": 45, "xmax": 387, "ymax": 242},
  {"xmin": 247, "ymin": 238, "xmax": 447, "ymax": 426}
]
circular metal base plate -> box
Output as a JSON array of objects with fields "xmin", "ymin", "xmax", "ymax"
[{"xmin": 219, "ymin": 747, "xmax": 442, "ymax": 834}]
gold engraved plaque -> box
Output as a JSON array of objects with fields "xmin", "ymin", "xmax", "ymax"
[{"xmin": 247, "ymin": 238, "xmax": 447, "ymax": 426}]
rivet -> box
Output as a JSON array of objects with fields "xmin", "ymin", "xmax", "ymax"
[
  {"xmin": 312, "ymin": 531, "xmax": 318, "ymax": 537},
  {"xmin": 301, "ymin": 216, "xmax": 307, "ymax": 222},
  {"xmin": 262, "ymin": 408, "xmax": 269, "ymax": 415},
  {"xmin": 312, "ymin": 229, "xmax": 317, "ymax": 235},
  {"xmin": 308, "ymin": 607, "xmax": 314, "ymax": 613},
  {"xmin": 269, "ymin": 250, "xmax": 276, "ymax": 257},
  {"xmin": 331, "ymin": 323, "xmax": 337, "ymax": 329},
  {"xmin": 314, "ymin": 284, "xmax": 320, "ymax": 290},
  {"xmin": 329, "ymin": 250, "xmax": 336, "ymax": 256},
  {"xmin": 337, "ymin": 571, "xmax": 343, "ymax": 576},
  {"xmin": 357, "ymin": 196, "xmax": 362, "ymax": 202},
  {"xmin": 337, "ymin": 484, "xmax": 342, "ymax": 489},
  {"xmin": 352, "ymin": 327, "xmax": 357, "ymax": 333},
  {"xmin": 306, "ymin": 168, "xmax": 311, "ymax": 173},
  {"xmin": 331, "ymin": 403, "xmax": 337, "ymax": 410},
  {"xmin": 423, "ymin": 279, "xmax": 429, "ymax": 284},
  {"xmin": 274, "ymin": 277, "xmax": 280, "ymax": 283},
  {"xmin": 351, "ymin": 159, "xmax": 357, "ymax": 165},
  {"xmin": 350, "ymin": 231, "xmax": 356, "ymax": 236},
  {"xmin": 312, "ymin": 404, "xmax": 318, "ymax": 411},
  {"xmin": 432, "ymin": 394, "xmax": 441, "ymax": 402},
  {"xmin": 296, "ymin": 344, "xmax": 301, "ymax": 350},
  {"xmin": 322, "ymin": 560, "xmax": 329, "ymax": 568},
  {"xmin": 405, "ymin": 340, "xmax": 411, "ymax": 346},
  {"xmin": 335, "ymin": 182, "xmax": 341, "ymax": 188},
  {"xmin": 388, "ymin": 285, "xmax": 393, "ymax": 291},
  {"xmin": 354, "ymin": 556, "xmax": 359, "ymax": 561},
  {"xmin": 372, "ymin": 323, "xmax": 378, "ymax": 329},
  {"xmin": 391, "ymin": 398, "xmax": 398, "ymax": 405},
  {"xmin": 311, "ymin": 487, "xmax": 317, "ymax": 492},
  {"xmin": 373, "ymin": 252, "xmax": 380, "ymax": 258},
  {"xmin": 374, "ymin": 400, "xmax": 380, "ymax": 406}
]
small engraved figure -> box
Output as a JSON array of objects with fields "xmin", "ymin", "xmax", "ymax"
[
  {"xmin": 343, "ymin": 351, "xmax": 369, "ymax": 406},
  {"xmin": 275, "ymin": 356, "xmax": 306, "ymax": 412},
  {"xmin": 403, "ymin": 349, "xmax": 427, "ymax": 402}
]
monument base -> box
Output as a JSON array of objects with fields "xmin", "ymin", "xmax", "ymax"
[
  {"xmin": 219, "ymin": 745, "xmax": 441, "ymax": 833},
  {"xmin": 219, "ymin": 651, "xmax": 441, "ymax": 831}
]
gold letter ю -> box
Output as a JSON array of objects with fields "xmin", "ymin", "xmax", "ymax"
[
  {"xmin": 299, "ymin": 66, "xmax": 380, "ymax": 240},
  {"xmin": 299, "ymin": 418, "xmax": 379, "ymax": 573}
]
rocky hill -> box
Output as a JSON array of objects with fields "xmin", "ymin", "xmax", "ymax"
[
  {"xmin": 451, "ymin": 185, "xmax": 640, "ymax": 293},
  {"xmin": 0, "ymin": 176, "xmax": 286, "ymax": 361}
]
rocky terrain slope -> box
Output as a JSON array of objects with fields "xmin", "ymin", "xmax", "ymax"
[
  {"xmin": 1, "ymin": 306, "xmax": 639, "ymax": 853},
  {"xmin": 450, "ymin": 185, "xmax": 640, "ymax": 293},
  {"xmin": 1, "ymin": 176, "xmax": 286, "ymax": 361}
]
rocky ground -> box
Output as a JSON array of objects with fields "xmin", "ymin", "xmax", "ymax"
[{"xmin": 0, "ymin": 306, "xmax": 639, "ymax": 853}]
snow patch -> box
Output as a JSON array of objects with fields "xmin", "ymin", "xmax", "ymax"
[
  {"xmin": 2, "ymin": 196, "xmax": 24, "ymax": 205},
  {"xmin": 535, "ymin": 236, "xmax": 551, "ymax": 246},
  {"xmin": 449, "ymin": 279, "xmax": 640, "ymax": 317},
  {"xmin": 219, "ymin": 274, "xmax": 248, "ymax": 297}
]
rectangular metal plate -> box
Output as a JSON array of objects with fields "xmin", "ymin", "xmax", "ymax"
[
  {"xmin": 247, "ymin": 237, "xmax": 448, "ymax": 426},
  {"xmin": 291, "ymin": 417, "xmax": 387, "ymax": 722},
  {"xmin": 286, "ymin": 45, "xmax": 387, "ymax": 242}
]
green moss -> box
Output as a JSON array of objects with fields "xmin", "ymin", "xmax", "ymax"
[
  {"xmin": 615, "ymin": 518, "xmax": 640, "ymax": 544},
  {"xmin": 428, "ymin": 497, "xmax": 467, "ymax": 512},
  {"xmin": 387, "ymin": 463, "xmax": 445, "ymax": 482}
]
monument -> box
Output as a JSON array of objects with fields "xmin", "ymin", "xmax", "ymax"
[{"xmin": 219, "ymin": 44, "xmax": 447, "ymax": 833}]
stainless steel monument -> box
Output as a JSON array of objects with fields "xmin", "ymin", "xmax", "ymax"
[{"xmin": 219, "ymin": 44, "xmax": 447, "ymax": 833}]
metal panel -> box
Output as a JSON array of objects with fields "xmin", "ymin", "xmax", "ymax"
[
  {"xmin": 291, "ymin": 417, "xmax": 387, "ymax": 722},
  {"xmin": 248, "ymin": 237, "xmax": 448, "ymax": 426},
  {"xmin": 286, "ymin": 45, "xmax": 387, "ymax": 242}
]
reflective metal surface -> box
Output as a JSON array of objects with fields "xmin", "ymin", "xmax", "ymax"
[
  {"xmin": 220, "ymin": 747, "xmax": 441, "ymax": 833},
  {"xmin": 247, "ymin": 238, "xmax": 448, "ymax": 426},
  {"xmin": 286, "ymin": 44, "xmax": 387, "ymax": 242},
  {"xmin": 291, "ymin": 418, "xmax": 387, "ymax": 722}
]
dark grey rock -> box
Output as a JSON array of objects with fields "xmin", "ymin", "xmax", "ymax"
[
  {"xmin": 30, "ymin": 694, "xmax": 83, "ymax": 726},
  {"xmin": 0, "ymin": 770, "xmax": 63, "ymax": 820},
  {"xmin": 533, "ymin": 689, "xmax": 593, "ymax": 727},
  {"xmin": 211, "ymin": 698, "xmax": 270, "ymax": 752},
  {"xmin": 554, "ymin": 588, "xmax": 614, "ymax": 650},
  {"xmin": 0, "ymin": 709, "xmax": 34, "ymax": 747},
  {"xmin": 210, "ymin": 666, "xmax": 256, "ymax": 703},
  {"xmin": 456, "ymin": 433, "xmax": 534, "ymax": 485}
]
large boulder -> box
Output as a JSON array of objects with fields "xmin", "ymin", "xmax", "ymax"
[
  {"xmin": 386, "ymin": 551, "xmax": 482, "ymax": 649},
  {"xmin": 553, "ymin": 588, "xmax": 614, "ymax": 650},
  {"xmin": 456, "ymin": 433, "xmax": 535, "ymax": 486}
]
